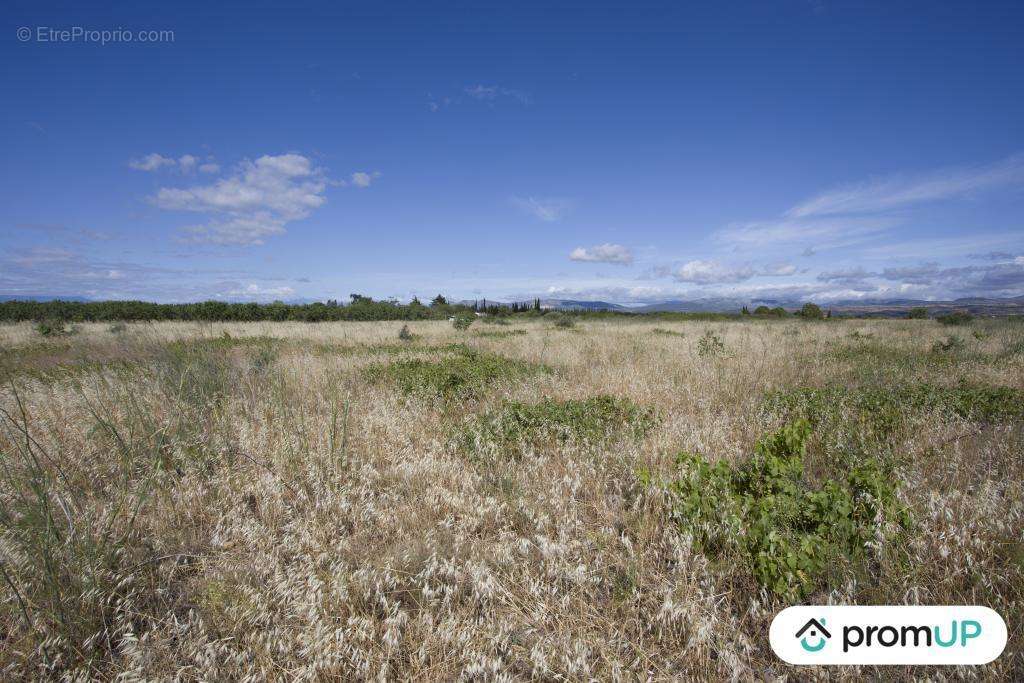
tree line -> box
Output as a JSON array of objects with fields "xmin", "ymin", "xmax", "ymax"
[{"xmin": 0, "ymin": 295, "xmax": 544, "ymax": 323}]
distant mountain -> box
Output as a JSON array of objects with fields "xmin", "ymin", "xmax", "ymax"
[
  {"xmin": 634, "ymin": 298, "xmax": 745, "ymax": 313},
  {"xmin": 540, "ymin": 299, "xmax": 627, "ymax": 311}
]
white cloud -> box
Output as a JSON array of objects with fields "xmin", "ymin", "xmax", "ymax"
[
  {"xmin": 226, "ymin": 283, "xmax": 296, "ymax": 300},
  {"xmin": 464, "ymin": 84, "xmax": 531, "ymax": 104},
  {"xmin": 762, "ymin": 262, "xmax": 797, "ymax": 276},
  {"xmin": 512, "ymin": 196, "xmax": 573, "ymax": 222},
  {"xmin": 130, "ymin": 152, "xmax": 218, "ymax": 174},
  {"xmin": 12, "ymin": 247, "xmax": 76, "ymax": 267},
  {"xmin": 129, "ymin": 153, "xmax": 177, "ymax": 171},
  {"xmin": 672, "ymin": 260, "xmax": 756, "ymax": 284},
  {"xmin": 350, "ymin": 171, "xmax": 381, "ymax": 188},
  {"xmin": 787, "ymin": 152, "xmax": 1024, "ymax": 218},
  {"xmin": 716, "ymin": 216, "xmax": 894, "ymax": 249},
  {"xmin": 154, "ymin": 153, "xmax": 328, "ymax": 246},
  {"xmin": 569, "ymin": 243, "xmax": 634, "ymax": 265}
]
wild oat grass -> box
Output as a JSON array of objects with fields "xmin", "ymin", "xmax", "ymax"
[{"xmin": 0, "ymin": 318, "xmax": 1022, "ymax": 679}]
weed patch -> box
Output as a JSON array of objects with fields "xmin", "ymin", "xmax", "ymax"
[
  {"xmin": 365, "ymin": 347, "xmax": 548, "ymax": 398},
  {"xmin": 473, "ymin": 329, "xmax": 527, "ymax": 339},
  {"xmin": 764, "ymin": 382, "xmax": 1024, "ymax": 443},
  {"xmin": 455, "ymin": 395, "xmax": 655, "ymax": 458},
  {"xmin": 647, "ymin": 421, "xmax": 908, "ymax": 598}
]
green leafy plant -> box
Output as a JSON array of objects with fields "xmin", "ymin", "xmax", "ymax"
[
  {"xmin": 398, "ymin": 324, "xmax": 417, "ymax": 342},
  {"xmin": 455, "ymin": 395, "xmax": 656, "ymax": 458},
  {"xmin": 474, "ymin": 329, "xmax": 527, "ymax": 339},
  {"xmin": 452, "ymin": 314, "xmax": 474, "ymax": 330},
  {"xmin": 936, "ymin": 310, "xmax": 973, "ymax": 326},
  {"xmin": 907, "ymin": 307, "xmax": 928, "ymax": 319},
  {"xmin": 696, "ymin": 330, "xmax": 725, "ymax": 358},
  {"xmin": 365, "ymin": 347, "xmax": 548, "ymax": 398},
  {"xmin": 764, "ymin": 382, "xmax": 1024, "ymax": 444},
  {"xmin": 35, "ymin": 318, "xmax": 74, "ymax": 337},
  {"xmin": 797, "ymin": 302, "xmax": 824, "ymax": 319},
  {"xmin": 654, "ymin": 420, "xmax": 907, "ymax": 598},
  {"xmin": 548, "ymin": 313, "xmax": 576, "ymax": 329},
  {"xmin": 931, "ymin": 335, "xmax": 965, "ymax": 353}
]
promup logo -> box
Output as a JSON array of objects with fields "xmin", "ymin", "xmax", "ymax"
[
  {"xmin": 770, "ymin": 606, "xmax": 1006, "ymax": 665},
  {"xmin": 795, "ymin": 618, "xmax": 830, "ymax": 653}
]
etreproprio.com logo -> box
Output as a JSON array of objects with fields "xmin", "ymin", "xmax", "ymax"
[{"xmin": 770, "ymin": 606, "xmax": 1007, "ymax": 665}]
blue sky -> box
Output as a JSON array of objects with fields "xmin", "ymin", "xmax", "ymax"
[{"xmin": 3, "ymin": 1, "xmax": 1024, "ymax": 304}]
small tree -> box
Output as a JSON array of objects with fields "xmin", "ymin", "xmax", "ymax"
[
  {"xmin": 936, "ymin": 310, "xmax": 973, "ymax": 326},
  {"xmin": 798, "ymin": 302, "xmax": 824, "ymax": 319},
  {"xmin": 452, "ymin": 314, "xmax": 474, "ymax": 330},
  {"xmin": 741, "ymin": 305, "xmax": 751, "ymax": 315},
  {"xmin": 907, "ymin": 307, "xmax": 928, "ymax": 319},
  {"xmin": 431, "ymin": 294, "xmax": 448, "ymax": 307},
  {"xmin": 754, "ymin": 305, "xmax": 772, "ymax": 316}
]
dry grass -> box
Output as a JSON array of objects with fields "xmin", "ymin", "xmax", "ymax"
[{"xmin": 1, "ymin": 317, "xmax": 1022, "ymax": 680}]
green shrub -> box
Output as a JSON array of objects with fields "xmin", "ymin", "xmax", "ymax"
[
  {"xmin": 936, "ymin": 310, "xmax": 973, "ymax": 326},
  {"xmin": 456, "ymin": 395, "xmax": 656, "ymax": 458},
  {"xmin": 452, "ymin": 314, "xmax": 474, "ymax": 331},
  {"xmin": 365, "ymin": 347, "xmax": 548, "ymax": 398},
  {"xmin": 652, "ymin": 421, "xmax": 907, "ymax": 598},
  {"xmin": 696, "ymin": 330, "xmax": 725, "ymax": 358},
  {"xmin": 907, "ymin": 307, "xmax": 928, "ymax": 319},
  {"xmin": 474, "ymin": 329, "xmax": 527, "ymax": 339},
  {"xmin": 797, "ymin": 302, "xmax": 824, "ymax": 319},
  {"xmin": 548, "ymin": 313, "xmax": 575, "ymax": 329},
  {"xmin": 764, "ymin": 382, "xmax": 1024, "ymax": 443},
  {"xmin": 753, "ymin": 306, "xmax": 788, "ymax": 317},
  {"xmin": 35, "ymin": 318, "xmax": 74, "ymax": 337},
  {"xmin": 398, "ymin": 324, "xmax": 417, "ymax": 342},
  {"xmin": 481, "ymin": 316, "xmax": 511, "ymax": 326},
  {"xmin": 931, "ymin": 335, "xmax": 965, "ymax": 353}
]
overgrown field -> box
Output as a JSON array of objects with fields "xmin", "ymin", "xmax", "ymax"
[{"xmin": 1, "ymin": 317, "xmax": 1022, "ymax": 679}]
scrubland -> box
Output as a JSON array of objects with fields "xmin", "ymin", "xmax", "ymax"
[{"xmin": 0, "ymin": 317, "xmax": 1022, "ymax": 680}]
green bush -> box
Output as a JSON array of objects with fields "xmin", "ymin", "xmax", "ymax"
[
  {"xmin": 452, "ymin": 314, "xmax": 474, "ymax": 330},
  {"xmin": 474, "ymin": 329, "xmax": 527, "ymax": 339},
  {"xmin": 35, "ymin": 318, "xmax": 74, "ymax": 337},
  {"xmin": 764, "ymin": 382, "xmax": 1024, "ymax": 443},
  {"xmin": 696, "ymin": 330, "xmax": 725, "ymax": 358},
  {"xmin": 754, "ymin": 306, "xmax": 788, "ymax": 317},
  {"xmin": 798, "ymin": 302, "xmax": 824, "ymax": 319},
  {"xmin": 456, "ymin": 395, "xmax": 656, "ymax": 458},
  {"xmin": 365, "ymin": 347, "xmax": 548, "ymax": 398},
  {"xmin": 931, "ymin": 335, "xmax": 965, "ymax": 353},
  {"xmin": 548, "ymin": 313, "xmax": 575, "ymax": 329},
  {"xmin": 907, "ymin": 307, "xmax": 928, "ymax": 319},
  {"xmin": 936, "ymin": 310, "xmax": 973, "ymax": 326},
  {"xmin": 398, "ymin": 324, "xmax": 417, "ymax": 342},
  {"xmin": 652, "ymin": 421, "xmax": 907, "ymax": 598},
  {"xmin": 481, "ymin": 316, "xmax": 511, "ymax": 326}
]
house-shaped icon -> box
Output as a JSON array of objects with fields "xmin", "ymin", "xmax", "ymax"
[{"xmin": 795, "ymin": 618, "xmax": 831, "ymax": 640}]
